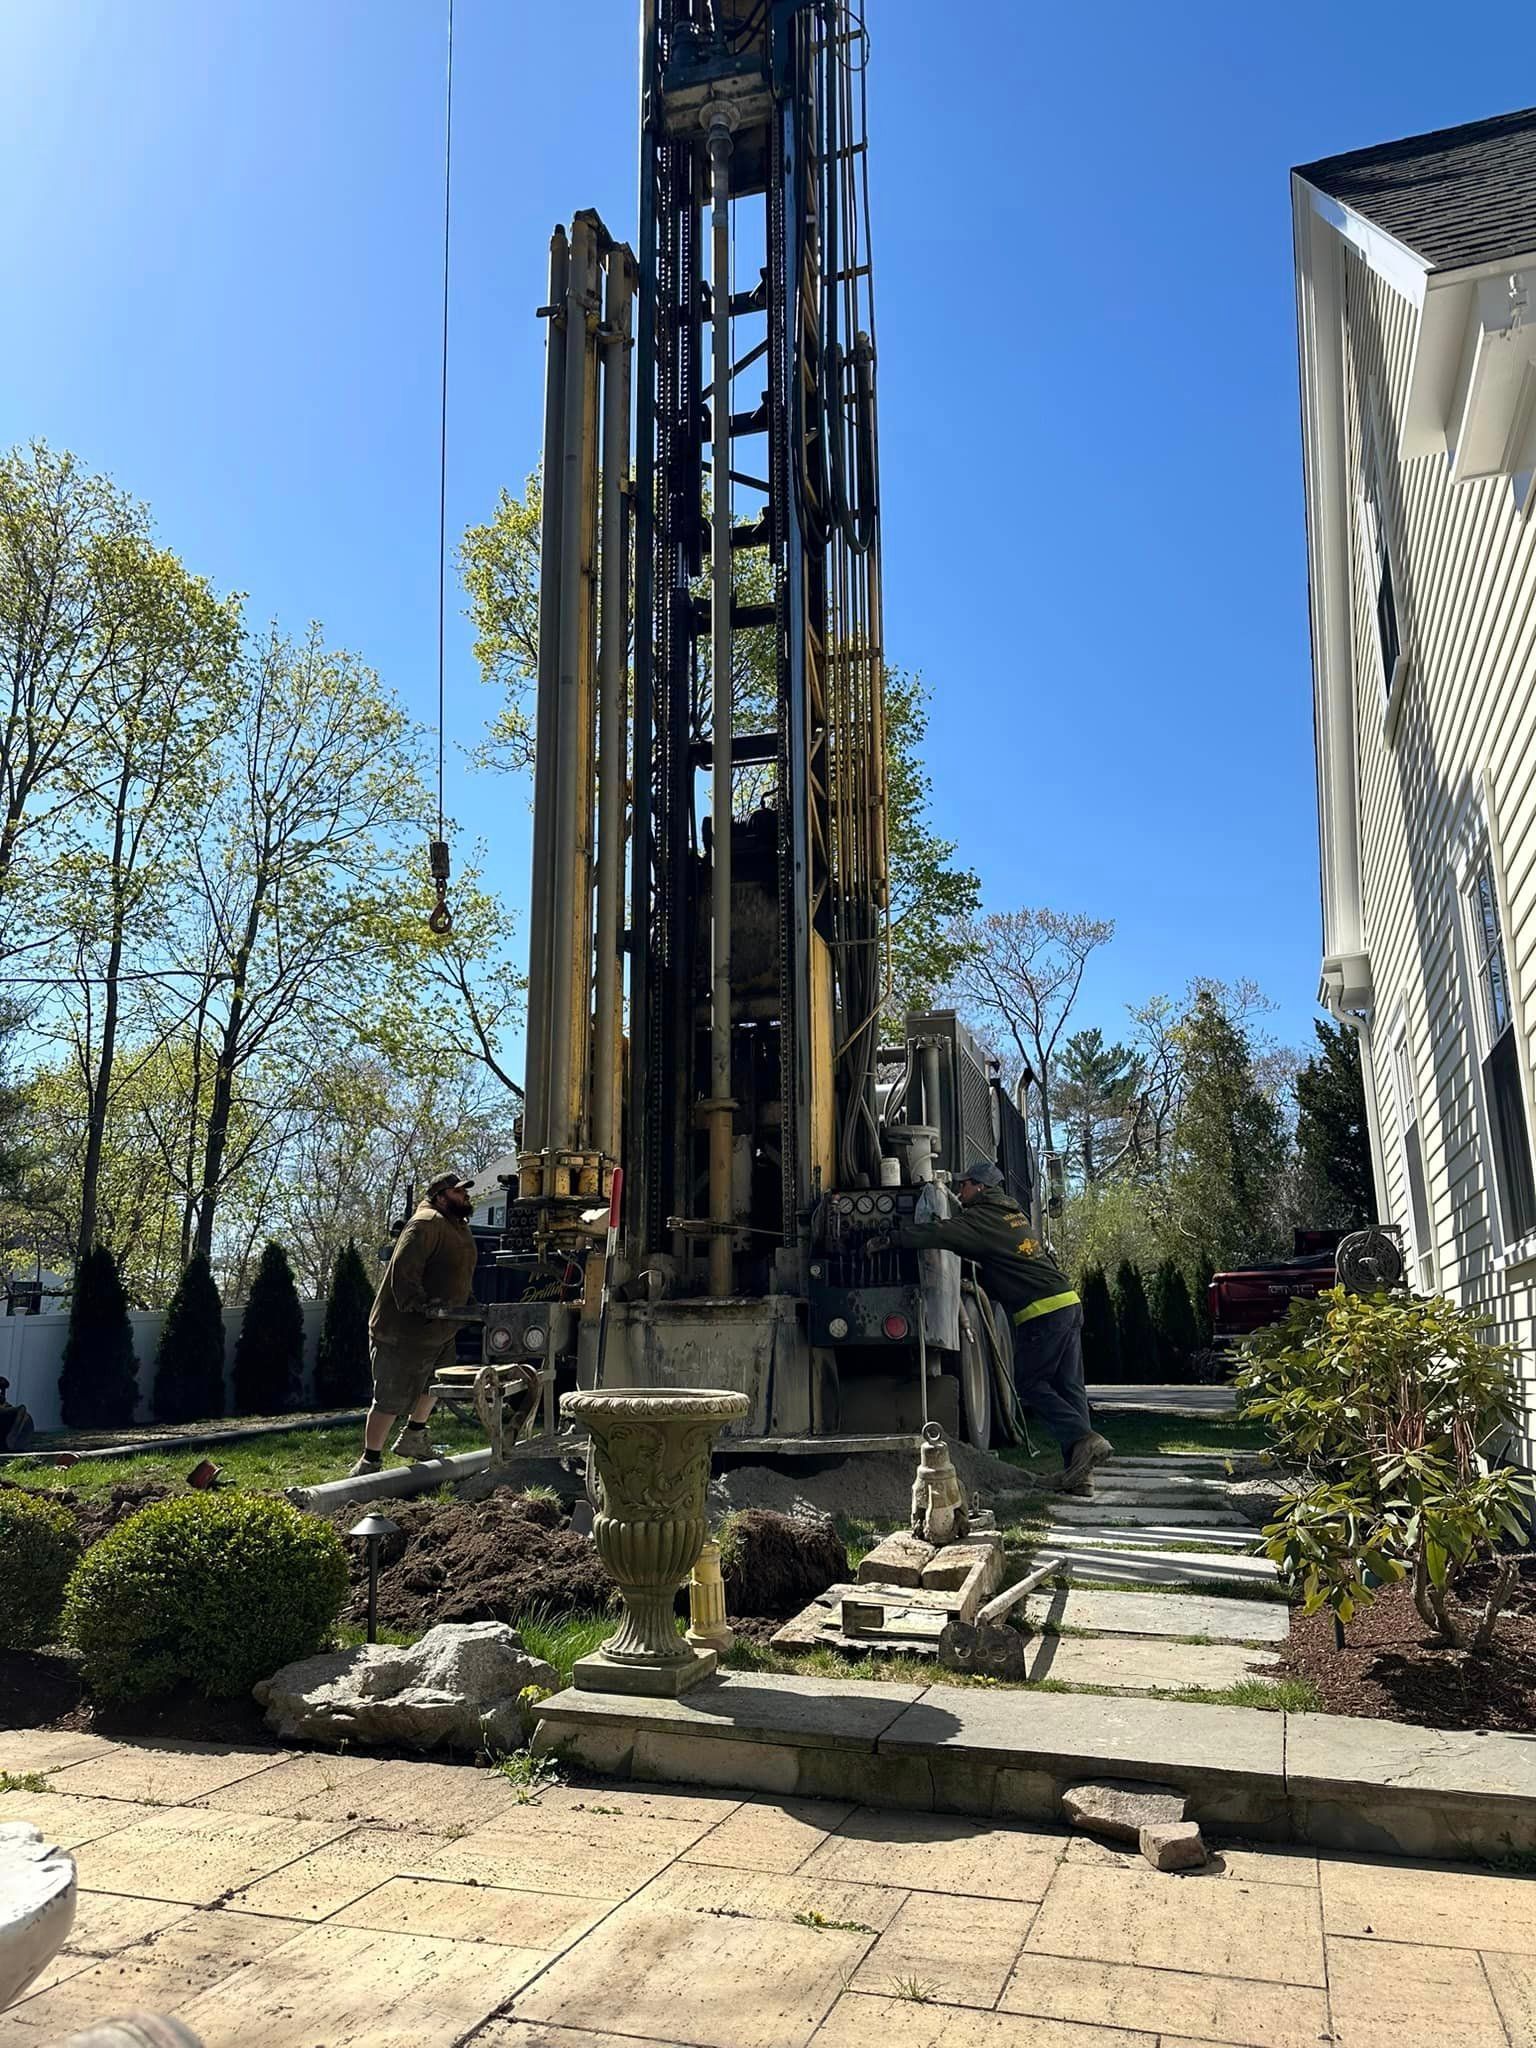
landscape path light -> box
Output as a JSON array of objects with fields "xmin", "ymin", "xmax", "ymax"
[{"xmin": 348, "ymin": 1511, "xmax": 401, "ymax": 1644}]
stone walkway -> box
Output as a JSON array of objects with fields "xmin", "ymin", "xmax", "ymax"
[
  {"xmin": 4, "ymin": 1727, "xmax": 1535, "ymax": 2048},
  {"xmin": 1020, "ymin": 1454, "xmax": 1286, "ymax": 1696}
]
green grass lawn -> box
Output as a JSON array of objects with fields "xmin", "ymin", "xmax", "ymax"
[
  {"xmin": 1000, "ymin": 1407, "xmax": 1267, "ymax": 1473},
  {"xmin": 9, "ymin": 1416, "xmax": 488, "ymax": 1500}
]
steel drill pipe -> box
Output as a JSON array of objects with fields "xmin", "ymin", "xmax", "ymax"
[
  {"xmin": 594, "ymin": 245, "xmax": 634, "ymax": 1163},
  {"xmin": 522, "ymin": 224, "xmax": 570, "ymax": 1162},
  {"xmin": 707, "ymin": 107, "xmax": 736, "ymax": 1299}
]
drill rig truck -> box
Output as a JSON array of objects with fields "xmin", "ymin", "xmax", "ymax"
[{"xmin": 485, "ymin": 0, "xmax": 1033, "ymax": 1454}]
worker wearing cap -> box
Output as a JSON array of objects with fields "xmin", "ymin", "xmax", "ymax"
[
  {"xmin": 891, "ymin": 1160, "xmax": 1112, "ymax": 1494},
  {"xmin": 349, "ymin": 1172, "xmax": 480, "ymax": 1478}
]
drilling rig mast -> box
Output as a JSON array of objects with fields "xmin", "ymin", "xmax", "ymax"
[{"xmin": 494, "ymin": 0, "xmax": 1032, "ymax": 1450}]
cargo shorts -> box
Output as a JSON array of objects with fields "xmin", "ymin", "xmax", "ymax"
[{"xmin": 370, "ymin": 1333, "xmax": 458, "ymax": 1414}]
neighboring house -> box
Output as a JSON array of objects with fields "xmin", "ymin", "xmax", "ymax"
[
  {"xmin": 467, "ymin": 1151, "xmax": 519, "ymax": 1230},
  {"xmin": 1294, "ymin": 105, "xmax": 1536, "ymax": 1460}
]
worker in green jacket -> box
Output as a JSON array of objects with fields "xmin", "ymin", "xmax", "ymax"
[
  {"xmin": 893, "ymin": 1160, "xmax": 1112, "ymax": 1494},
  {"xmin": 349, "ymin": 1171, "xmax": 480, "ymax": 1478}
]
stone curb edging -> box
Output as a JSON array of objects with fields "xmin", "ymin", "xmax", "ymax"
[{"xmin": 532, "ymin": 1671, "xmax": 1536, "ymax": 1862}]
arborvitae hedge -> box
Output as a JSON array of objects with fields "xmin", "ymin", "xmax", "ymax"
[
  {"xmin": 231, "ymin": 1241, "xmax": 305, "ymax": 1414},
  {"xmin": 1149, "ymin": 1258, "xmax": 1202, "ymax": 1382},
  {"xmin": 152, "ymin": 1252, "xmax": 226, "ymax": 1424},
  {"xmin": 1113, "ymin": 1260, "xmax": 1158, "ymax": 1383},
  {"xmin": 314, "ymin": 1238, "xmax": 374, "ymax": 1407},
  {"xmin": 58, "ymin": 1243, "xmax": 139, "ymax": 1430},
  {"xmin": 1077, "ymin": 1266, "xmax": 1121, "ymax": 1381}
]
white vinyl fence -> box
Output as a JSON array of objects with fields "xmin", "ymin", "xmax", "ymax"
[{"xmin": 0, "ymin": 1300, "xmax": 326, "ymax": 1436}]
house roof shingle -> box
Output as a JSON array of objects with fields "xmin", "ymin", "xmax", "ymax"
[{"xmin": 1296, "ymin": 105, "xmax": 1536, "ymax": 274}]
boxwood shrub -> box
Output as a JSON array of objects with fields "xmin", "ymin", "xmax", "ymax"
[
  {"xmin": 0, "ymin": 1490, "xmax": 83, "ymax": 1649},
  {"xmin": 63, "ymin": 1492, "xmax": 350, "ymax": 1703}
]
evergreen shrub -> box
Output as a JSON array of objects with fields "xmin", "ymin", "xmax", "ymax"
[
  {"xmin": 63, "ymin": 1492, "xmax": 349, "ymax": 1702},
  {"xmin": 0, "ymin": 1490, "xmax": 82, "ymax": 1649}
]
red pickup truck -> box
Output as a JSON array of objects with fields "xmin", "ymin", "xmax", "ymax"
[{"xmin": 1207, "ymin": 1231, "xmax": 1344, "ymax": 1348}]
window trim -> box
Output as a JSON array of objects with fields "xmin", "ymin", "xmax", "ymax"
[
  {"xmin": 1386, "ymin": 1005, "xmax": 1434, "ymax": 1293},
  {"xmin": 1451, "ymin": 786, "xmax": 1536, "ymax": 1266},
  {"xmin": 1358, "ymin": 396, "xmax": 1409, "ymax": 721}
]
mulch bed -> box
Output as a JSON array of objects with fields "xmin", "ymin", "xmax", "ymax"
[{"xmin": 1282, "ymin": 1562, "xmax": 1536, "ymax": 1731}]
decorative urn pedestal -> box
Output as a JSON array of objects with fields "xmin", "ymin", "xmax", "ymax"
[{"xmin": 562, "ymin": 1387, "xmax": 749, "ymax": 1696}]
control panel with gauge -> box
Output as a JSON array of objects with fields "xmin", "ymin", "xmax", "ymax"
[{"xmin": 806, "ymin": 1186, "xmax": 927, "ymax": 1350}]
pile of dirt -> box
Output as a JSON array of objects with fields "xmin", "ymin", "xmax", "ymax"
[
  {"xmin": 720, "ymin": 1508, "xmax": 847, "ymax": 1618},
  {"xmin": 712, "ymin": 1440, "xmax": 1041, "ymax": 1526},
  {"xmin": 1283, "ymin": 1570, "xmax": 1536, "ymax": 1731},
  {"xmin": 329, "ymin": 1490, "xmax": 613, "ymax": 1634}
]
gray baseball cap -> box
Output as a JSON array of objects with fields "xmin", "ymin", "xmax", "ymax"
[{"xmin": 958, "ymin": 1159, "xmax": 1003, "ymax": 1188}]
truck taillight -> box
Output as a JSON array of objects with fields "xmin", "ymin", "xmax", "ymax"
[{"xmin": 882, "ymin": 1313, "xmax": 909, "ymax": 1340}]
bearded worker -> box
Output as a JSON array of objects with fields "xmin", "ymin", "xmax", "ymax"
[
  {"xmin": 349, "ymin": 1171, "xmax": 479, "ymax": 1478},
  {"xmin": 892, "ymin": 1159, "xmax": 1112, "ymax": 1495}
]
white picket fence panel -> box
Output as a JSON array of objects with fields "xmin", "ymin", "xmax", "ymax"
[{"xmin": 0, "ymin": 1300, "xmax": 326, "ymax": 1436}]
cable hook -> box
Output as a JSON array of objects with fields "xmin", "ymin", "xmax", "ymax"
[{"xmin": 428, "ymin": 837, "xmax": 454, "ymax": 935}]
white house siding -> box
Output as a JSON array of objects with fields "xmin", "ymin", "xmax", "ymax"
[{"xmin": 1337, "ymin": 242, "xmax": 1536, "ymax": 1459}]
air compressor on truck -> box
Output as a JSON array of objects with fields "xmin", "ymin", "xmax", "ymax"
[{"xmin": 475, "ymin": 0, "xmax": 1037, "ymax": 1454}]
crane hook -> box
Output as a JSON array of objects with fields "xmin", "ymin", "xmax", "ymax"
[{"xmin": 428, "ymin": 837, "xmax": 454, "ymax": 935}]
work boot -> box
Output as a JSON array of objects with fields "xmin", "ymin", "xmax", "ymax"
[
  {"xmin": 1062, "ymin": 1431, "xmax": 1114, "ymax": 1491},
  {"xmin": 348, "ymin": 1450, "xmax": 382, "ymax": 1479},
  {"xmin": 392, "ymin": 1423, "xmax": 434, "ymax": 1461}
]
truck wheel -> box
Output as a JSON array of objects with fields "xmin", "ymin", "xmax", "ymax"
[{"xmin": 958, "ymin": 1310, "xmax": 993, "ymax": 1450}]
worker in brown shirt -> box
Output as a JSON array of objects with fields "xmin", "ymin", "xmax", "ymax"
[{"xmin": 349, "ymin": 1171, "xmax": 480, "ymax": 1477}]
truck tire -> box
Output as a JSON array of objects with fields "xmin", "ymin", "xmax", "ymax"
[{"xmin": 958, "ymin": 1306, "xmax": 993, "ymax": 1450}]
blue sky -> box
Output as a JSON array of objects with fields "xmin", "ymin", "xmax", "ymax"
[{"xmin": 5, "ymin": 1, "xmax": 1536, "ymax": 1065}]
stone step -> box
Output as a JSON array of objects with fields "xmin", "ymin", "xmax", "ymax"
[
  {"xmin": 1041, "ymin": 1523, "xmax": 1259, "ymax": 1551},
  {"xmin": 1025, "ymin": 1632, "xmax": 1282, "ymax": 1694},
  {"xmin": 1023, "ymin": 1586, "xmax": 1291, "ymax": 1644},
  {"xmin": 1049, "ymin": 1501, "xmax": 1250, "ymax": 1529},
  {"xmin": 1100, "ymin": 1456, "xmax": 1251, "ymax": 1474},
  {"xmin": 1034, "ymin": 1543, "xmax": 1280, "ymax": 1587}
]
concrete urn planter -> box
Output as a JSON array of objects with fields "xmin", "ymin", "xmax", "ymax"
[
  {"xmin": 562, "ymin": 1386, "xmax": 748, "ymax": 1695},
  {"xmin": 0, "ymin": 1822, "xmax": 76, "ymax": 2011}
]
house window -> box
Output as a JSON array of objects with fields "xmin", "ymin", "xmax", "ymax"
[
  {"xmin": 1467, "ymin": 852, "xmax": 1536, "ymax": 1246},
  {"xmin": 1390, "ymin": 1025, "xmax": 1434, "ymax": 1292},
  {"xmin": 1362, "ymin": 425, "xmax": 1402, "ymax": 696}
]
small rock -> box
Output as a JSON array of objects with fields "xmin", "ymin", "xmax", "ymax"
[
  {"xmin": 1061, "ymin": 1778, "xmax": 1189, "ymax": 1845},
  {"xmin": 254, "ymin": 1620, "xmax": 557, "ymax": 1753},
  {"xmin": 938, "ymin": 1617, "xmax": 1028, "ymax": 1680},
  {"xmin": 1139, "ymin": 1820, "xmax": 1207, "ymax": 1871},
  {"xmin": 856, "ymin": 1533, "xmax": 936, "ymax": 1587}
]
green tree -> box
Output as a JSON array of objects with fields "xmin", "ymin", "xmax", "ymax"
[
  {"xmin": 166, "ymin": 626, "xmax": 427, "ymax": 1263},
  {"xmin": 1169, "ymin": 987, "xmax": 1289, "ymax": 1270},
  {"xmin": 1078, "ymin": 1266, "xmax": 1120, "ymax": 1380},
  {"xmin": 314, "ymin": 1238, "xmax": 375, "ymax": 1407},
  {"xmin": 1055, "ymin": 1027, "xmax": 1140, "ymax": 1186},
  {"xmin": 231, "ymin": 1240, "xmax": 304, "ymax": 1414},
  {"xmin": 1112, "ymin": 1259, "xmax": 1157, "ymax": 1383},
  {"xmin": 1295, "ymin": 1017, "xmax": 1374, "ymax": 1227},
  {"xmin": 0, "ymin": 443, "xmax": 151, "ymax": 914},
  {"xmin": 153, "ymin": 1251, "xmax": 225, "ymax": 1423},
  {"xmin": 880, "ymin": 669, "xmax": 980, "ymax": 1023},
  {"xmin": 58, "ymin": 540, "xmax": 239, "ymax": 1258},
  {"xmin": 1148, "ymin": 1258, "xmax": 1200, "ymax": 1382},
  {"xmin": 58, "ymin": 1243, "xmax": 139, "ymax": 1430}
]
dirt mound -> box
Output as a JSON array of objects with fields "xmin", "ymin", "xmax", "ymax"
[
  {"xmin": 0, "ymin": 1479, "xmax": 176, "ymax": 1551},
  {"xmin": 330, "ymin": 1490, "xmax": 613, "ymax": 1634},
  {"xmin": 720, "ymin": 1508, "xmax": 847, "ymax": 1618},
  {"xmin": 712, "ymin": 1440, "xmax": 1041, "ymax": 1527}
]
